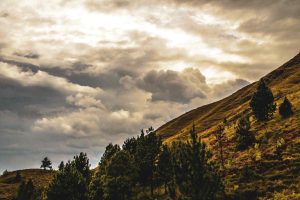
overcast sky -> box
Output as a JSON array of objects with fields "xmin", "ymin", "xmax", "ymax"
[{"xmin": 0, "ymin": 0, "xmax": 299, "ymax": 172}]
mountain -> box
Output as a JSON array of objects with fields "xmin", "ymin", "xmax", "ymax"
[
  {"xmin": 1, "ymin": 53, "xmax": 300, "ymax": 199},
  {"xmin": 157, "ymin": 52, "xmax": 300, "ymax": 198}
]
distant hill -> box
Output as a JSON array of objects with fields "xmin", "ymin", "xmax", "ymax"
[
  {"xmin": 157, "ymin": 52, "xmax": 300, "ymax": 198},
  {"xmin": 0, "ymin": 169, "xmax": 55, "ymax": 200}
]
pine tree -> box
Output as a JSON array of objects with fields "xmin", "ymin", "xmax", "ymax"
[
  {"xmin": 73, "ymin": 152, "xmax": 91, "ymax": 181},
  {"xmin": 88, "ymin": 171, "xmax": 105, "ymax": 200},
  {"xmin": 279, "ymin": 97, "xmax": 293, "ymax": 118},
  {"xmin": 104, "ymin": 150, "xmax": 137, "ymax": 200},
  {"xmin": 40, "ymin": 157, "xmax": 52, "ymax": 170},
  {"xmin": 250, "ymin": 79, "xmax": 276, "ymax": 121},
  {"xmin": 171, "ymin": 124, "xmax": 224, "ymax": 200},
  {"xmin": 99, "ymin": 143, "xmax": 121, "ymax": 170},
  {"xmin": 157, "ymin": 145, "xmax": 173, "ymax": 194},
  {"xmin": 215, "ymin": 120, "xmax": 226, "ymax": 169},
  {"xmin": 135, "ymin": 128, "xmax": 161, "ymax": 196},
  {"xmin": 47, "ymin": 161, "xmax": 89, "ymax": 200},
  {"xmin": 15, "ymin": 179, "xmax": 35, "ymax": 200},
  {"xmin": 14, "ymin": 171, "xmax": 22, "ymax": 182},
  {"xmin": 235, "ymin": 116, "xmax": 256, "ymax": 150},
  {"xmin": 58, "ymin": 161, "xmax": 64, "ymax": 171}
]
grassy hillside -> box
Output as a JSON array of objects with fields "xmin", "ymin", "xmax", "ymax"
[
  {"xmin": 157, "ymin": 52, "xmax": 300, "ymax": 198},
  {"xmin": 0, "ymin": 169, "xmax": 55, "ymax": 200}
]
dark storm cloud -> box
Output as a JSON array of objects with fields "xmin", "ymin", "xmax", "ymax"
[{"xmin": 137, "ymin": 68, "xmax": 208, "ymax": 103}]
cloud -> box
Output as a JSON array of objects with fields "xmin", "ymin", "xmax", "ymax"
[{"xmin": 137, "ymin": 68, "xmax": 208, "ymax": 103}]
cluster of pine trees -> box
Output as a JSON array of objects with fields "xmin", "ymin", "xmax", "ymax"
[{"xmin": 13, "ymin": 78, "xmax": 295, "ymax": 200}]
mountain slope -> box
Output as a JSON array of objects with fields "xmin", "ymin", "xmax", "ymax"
[
  {"xmin": 157, "ymin": 52, "xmax": 300, "ymax": 198},
  {"xmin": 0, "ymin": 169, "xmax": 55, "ymax": 200},
  {"xmin": 157, "ymin": 52, "xmax": 300, "ymax": 142}
]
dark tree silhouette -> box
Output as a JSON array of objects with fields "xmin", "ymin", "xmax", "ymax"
[
  {"xmin": 215, "ymin": 121, "xmax": 226, "ymax": 169},
  {"xmin": 279, "ymin": 97, "xmax": 293, "ymax": 118},
  {"xmin": 135, "ymin": 128, "xmax": 161, "ymax": 196},
  {"xmin": 15, "ymin": 179, "xmax": 35, "ymax": 200},
  {"xmin": 40, "ymin": 157, "xmax": 52, "ymax": 170},
  {"xmin": 47, "ymin": 161, "xmax": 89, "ymax": 200},
  {"xmin": 58, "ymin": 161, "xmax": 64, "ymax": 171},
  {"xmin": 73, "ymin": 152, "xmax": 91, "ymax": 181},
  {"xmin": 235, "ymin": 116, "xmax": 255, "ymax": 150},
  {"xmin": 171, "ymin": 124, "xmax": 224, "ymax": 200},
  {"xmin": 14, "ymin": 171, "xmax": 22, "ymax": 182},
  {"xmin": 157, "ymin": 144, "xmax": 173, "ymax": 194},
  {"xmin": 250, "ymin": 79, "xmax": 276, "ymax": 121},
  {"xmin": 105, "ymin": 150, "xmax": 137, "ymax": 200}
]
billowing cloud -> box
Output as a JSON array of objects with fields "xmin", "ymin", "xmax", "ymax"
[{"xmin": 137, "ymin": 68, "xmax": 208, "ymax": 103}]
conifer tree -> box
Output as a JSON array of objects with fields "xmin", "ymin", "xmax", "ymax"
[
  {"xmin": 14, "ymin": 171, "xmax": 22, "ymax": 182},
  {"xmin": 135, "ymin": 128, "xmax": 161, "ymax": 196},
  {"xmin": 15, "ymin": 179, "xmax": 35, "ymax": 200},
  {"xmin": 40, "ymin": 157, "xmax": 52, "ymax": 170},
  {"xmin": 157, "ymin": 144, "xmax": 173, "ymax": 194},
  {"xmin": 171, "ymin": 124, "xmax": 224, "ymax": 200},
  {"xmin": 47, "ymin": 161, "xmax": 89, "ymax": 200},
  {"xmin": 58, "ymin": 161, "xmax": 64, "ymax": 171},
  {"xmin": 73, "ymin": 152, "xmax": 91, "ymax": 181},
  {"xmin": 104, "ymin": 150, "xmax": 137, "ymax": 200},
  {"xmin": 235, "ymin": 116, "xmax": 255, "ymax": 150},
  {"xmin": 250, "ymin": 79, "xmax": 276, "ymax": 121},
  {"xmin": 215, "ymin": 120, "xmax": 227, "ymax": 169},
  {"xmin": 279, "ymin": 97, "xmax": 293, "ymax": 118}
]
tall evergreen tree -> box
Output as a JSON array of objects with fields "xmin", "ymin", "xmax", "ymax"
[
  {"xmin": 47, "ymin": 161, "xmax": 89, "ymax": 200},
  {"xmin": 99, "ymin": 143, "xmax": 121, "ymax": 170},
  {"xmin": 122, "ymin": 137, "xmax": 137, "ymax": 155},
  {"xmin": 215, "ymin": 122, "xmax": 226, "ymax": 169},
  {"xmin": 157, "ymin": 145, "xmax": 173, "ymax": 194},
  {"xmin": 250, "ymin": 79, "xmax": 276, "ymax": 121},
  {"xmin": 15, "ymin": 179, "xmax": 35, "ymax": 200},
  {"xmin": 171, "ymin": 124, "xmax": 224, "ymax": 200},
  {"xmin": 58, "ymin": 161, "xmax": 64, "ymax": 171},
  {"xmin": 235, "ymin": 116, "xmax": 255, "ymax": 150},
  {"xmin": 40, "ymin": 157, "xmax": 52, "ymax": 170},
  {"xmin": 135, "ymin": 128, "xmax": 161, "ymax": 196},
  {"xmin": 73, "ymin": 152, "xmax": 91, "ymax": 181},
  {"xmin": 279, "ymin": 97, "xmax": 293, "ymax": 118},
  {"xmin": 104, "ymin": 150, "xmax": 137, "ymax": 200}
]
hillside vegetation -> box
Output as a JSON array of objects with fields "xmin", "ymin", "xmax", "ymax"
[
  {"xmin": 157, "ymin": 52, "xmax": 300, "ymax": 198},
  {"xmin": 1, "ymin": 53, "xmax": 300, "ymax": 200},
  {"xmin": 0, "ymin": 169, "xmax": 55, "ymax": 200}
]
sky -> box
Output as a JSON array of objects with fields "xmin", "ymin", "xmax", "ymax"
[{"xmin": 0, "ymin": 0, "xmax": 299, "ymax": 172}]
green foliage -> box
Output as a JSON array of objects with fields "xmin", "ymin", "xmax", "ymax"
[
  {"xmin": 240, "ymin": 166, "xmax": 257, "ymax": 182},
  {"xmin": 122, "ymin": 137, "xmax": 137, "ymax": 155},
  {"xmin": 15, "ymin": 179, "xmax": 35, "ymax": 200},
  {"xmin": 47, "ymin": 161, "xmax": 89, "ymax": 200},
  {"xmin": 104, "ymin": 150, "xmax": 137, "ymax": 200},
  {"xmin": 100, "ymin": 143, "xmax": 121, "ymax": 170},
  {"xmin": 279, "ymin": 97, "xmax": 293, "ymax": 118},
  {"xmin": 135, "ymin": 128, "xmax": 162, "ymax": 195},
  {"xmin": 58, "ymin": 161, "xmax": 64, "ymax": 171},
  {"xmin": 157, "ymin": 145, "xmax": 173, "ymax": 194},
  {"xmin": 250, "ymin": 79, "xmax": 276, "ymax": 121},
  {"xmin": 73, "ymin": 152, "xmax": 91, "ymax": 181},
  {"xmin": 88, "ymin": 171, "xmax": 105, "ymax": 200},
  {"xmin": 235, "ymin": 116, "xmax": 256, "ymax": 150},
  {"xmin": 171, "ymin": 124, "xmax": 224, "ymax": 200},
  {"xmin": 2, "ymin": 169, "xmax": 9, "ymax": 176},
  {"xmin": 40, "ymin": 157, "xmax": 52, "ymax": 170}
]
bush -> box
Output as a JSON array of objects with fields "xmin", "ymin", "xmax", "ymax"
[{"xmin": 279, "ymin": 97, "xmax": 293, "ymax": 118}]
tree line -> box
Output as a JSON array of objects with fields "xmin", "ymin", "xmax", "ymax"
[{"xmin": 12, "ymin": 78, "xmax": 294, "ymax": 200}]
